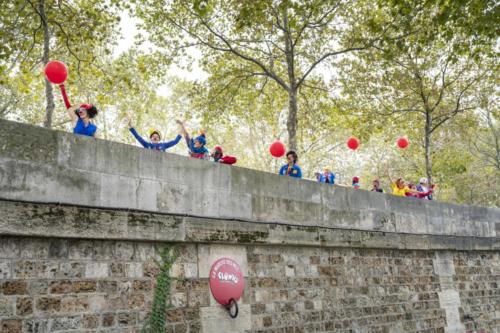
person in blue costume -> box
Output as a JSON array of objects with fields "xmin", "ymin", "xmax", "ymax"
[
  {"xmin": 179, "ymin": 121, "xmax": 209, "ymax": 159},
  {"xmin": 318, "ymin": 167, "xmax": 335, "ymax": 184},
  {"xmin": 68, "ymin": 104, "xmax": 98, "ymax": 137},
  {"xmin": 279, "ymin": 151, "xmax": 302, "ymax": 178},
  {"xmin": 127, "ymin": 118, "xmax": 183, "ymax": 151}
]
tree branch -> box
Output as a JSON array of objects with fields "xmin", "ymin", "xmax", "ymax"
[
  {"xmin": 164, "ymin": 7, "xmax": 290, "ymax": 91},
  {"xmin": 296, "ymin": 45, "xmax": 369, "ymax": 88}
]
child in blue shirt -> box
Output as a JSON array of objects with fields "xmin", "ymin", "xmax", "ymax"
[
  {"xmin": 279, "ymin": 151, "xmax": 302, "ymax": 178},
  {"xmin": 127, "ymin": 118, "xmax": 182, "ymax": 151}
]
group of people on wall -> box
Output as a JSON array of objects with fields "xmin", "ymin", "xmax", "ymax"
[
  {"xmin": 66, "ymin": 103, "xmax": 434, "ymax": 199},
  {"xmin": 279, "ymin": 151, "xmax": 434, "ymax": 199},
  {"xmin": 67, "ymin": 104, "xmax": 236, "ymax": 164}
]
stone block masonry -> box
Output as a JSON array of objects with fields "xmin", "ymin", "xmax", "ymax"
[
  {"xmin": 0, "ymin": 119, "xmax": 499, "ymax": 332},
  {"xmin": 0, "ymin": 234, "xmax": 499, "ymax": 332}
]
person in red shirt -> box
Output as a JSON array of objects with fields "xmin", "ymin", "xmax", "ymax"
[{"xmin": 210, "ymin": 146, "xmax": 237, "ymax": 165}]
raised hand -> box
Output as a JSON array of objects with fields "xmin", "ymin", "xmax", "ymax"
[
  {"xmin": 176, "ymin": 119, "xmax": 187, "ymax": 136},
  {"xmin": 125, "ymin": 116, "xmax": 134, "ymax": 128}
]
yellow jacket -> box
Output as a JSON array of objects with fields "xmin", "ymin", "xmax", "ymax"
[{"xmin": 391, "ymin": 183, "xmax": 409, "ymax": 196}]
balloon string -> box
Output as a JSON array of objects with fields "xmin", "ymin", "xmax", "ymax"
[{"xmin": 59, "ymin": 84, "xmax": 71, "ymax": 109}]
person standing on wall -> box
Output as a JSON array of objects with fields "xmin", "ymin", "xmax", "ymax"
[{"xmin": 279, "ymin": 151, "xmax": 302, "ymax": 178}]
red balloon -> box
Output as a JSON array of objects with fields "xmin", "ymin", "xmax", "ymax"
[
  {"xmin": 347, "ymin": 137, "xmax": 359, "ymax": 150},
  {"xmin": 269, "ymin": 140, "xmax": 286, "ymax": 157},
  {"xmin": 44, "ymin": 60, "xmax": 68, "ymax": 84},
  {"xmin": 397, "ymin": 137, "xmax": 409, "ymax": 149}
]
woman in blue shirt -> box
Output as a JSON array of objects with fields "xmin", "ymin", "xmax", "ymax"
[
  {"xmin": 68, "ymin": 104, "xmax": 98, "ymax": 137},
  {"xmin": 279, "ymin": 151, "xmax": 302, "ymax": 178},
  {"xmin": 127, "ymin": 118, "xmax": 183, "ymax": 151}
]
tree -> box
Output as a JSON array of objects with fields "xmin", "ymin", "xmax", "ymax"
[
  {"xmin": 132, "ymin": 0, "xmax": 405, "ymax": 150},
  {"xmin": 0, "ymin": 0, "xmax": 119, "ymax": 128},
  {"xmin": 468, "ymin": 81, "xmax": 500, "ymax": 174},
  {"xmin": 339, "ymin": 2, "xmax": 496, "ymax": 185}
]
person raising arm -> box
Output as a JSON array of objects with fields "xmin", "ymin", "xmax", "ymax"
[{"xmin": 127, "ymin": 118, "xmax": 182, "ymax": 151}]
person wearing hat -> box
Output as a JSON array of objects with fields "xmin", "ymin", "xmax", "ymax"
[
  {"xmin": 210, "ymin": 146, "xmax": 237, "ymax": 164},
  {"xmin": 127, "ymin": 118, "xmax": 182, "ymax": 151},
  {"xmin": 60, "ymin": 83, "xmax": 98, "ymax": 137},
  {"xmin": 318, "ymin": 167, "xmax": 336, "ymax": 185},
  {"xmin": 179, "ymin": 121, "xmax": 209, "ymax": 159},
  {"xmin": 68, "ymin": 104, "xmax": 98, "ymax": 137},
  {"xmin": 279, "ymin": 151, "xmax": 302, "ymax": 178},
  {"xmin": 352, "ymin": 176, "xmax": 360, "ymax": 189},
  {"xmin": 417, "ymin": 177, "xmax": 433, "ymax": 200}
]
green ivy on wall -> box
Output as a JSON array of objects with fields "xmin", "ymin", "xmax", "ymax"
[{"xmin": 142, "ymin": 244, "xmax": 179, "ymax": 333}]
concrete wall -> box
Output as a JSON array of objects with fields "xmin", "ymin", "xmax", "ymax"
[
  {"xmin": 0, "ymin": 119, "xmax": 499, "ymax": 333},
  {"xmin": 0, "ymin": 119, "xmax": 498, "ymax": 238}
]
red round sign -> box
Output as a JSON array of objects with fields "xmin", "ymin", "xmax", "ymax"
[{"xmin": 209, "ymin": 258, "xmax": 245, "ymax": 306}]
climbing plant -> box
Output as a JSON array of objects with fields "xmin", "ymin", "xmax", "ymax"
[{"xmin": 141, "ymin": 244, "xmax": 179, "ymax": 333}]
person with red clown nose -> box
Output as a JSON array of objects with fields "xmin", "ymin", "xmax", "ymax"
[
  {"xmin": 67, "ymin": 103, "xmax": 99, "ymax": 137},
  {"xmin": 59, "ymin": 83, "xmax": 99, "ymax": 137}
]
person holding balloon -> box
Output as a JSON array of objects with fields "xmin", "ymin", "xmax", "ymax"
[
  {"xmin": 67, "ymin": 104, "xmax": 99, "ymax": 137},
  {"xmin": 126, "ymin": 118, "xmax": 183, "ymax": 151},
  {"xmin": 45, "ymin": 60, "xmax": 99, "ymax": 137},
  {"xmin": 279, "ymin": 151, "xmax": 302, "ymax": 178}
]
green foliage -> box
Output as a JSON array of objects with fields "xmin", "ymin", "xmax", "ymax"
[
  {"xmin": 1, "ymin": 0, "xmax": 498, "ymax": 207},
  {"xmin": 141, "ymin": 244, "xmax": 179, "ymax": 333}
]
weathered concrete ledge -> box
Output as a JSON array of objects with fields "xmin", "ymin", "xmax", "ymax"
[
  {"xmin": 1, "ymin": 119, "xmax": 499, "ymax": 240},
  {"xmin": 1, "ymin": 200, "xmax": 498, "ymax": 251}
]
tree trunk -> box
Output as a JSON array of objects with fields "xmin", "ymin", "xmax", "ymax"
[
  {"xmin": 283, "ymin": 2, "xmax": 297, "ymax": 151},
  {"xmin": 485, "ymin": 109, "xmax": 500, "ymax": 173},
  {"xmin": 40, "ymin": 0, "xmax": 55, "ymax": 128},
  {"xmin": 287, "ymin": 88, "xmax": 298, "ymax": 151},
  {"xmin": 424, "ymin": 111, "xmax": 433, "ymax": 185}
]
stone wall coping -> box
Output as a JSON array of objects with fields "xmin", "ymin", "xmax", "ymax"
[{"xmin": 1, "ymin": 199, "xmax": 498, "ymax": 251}]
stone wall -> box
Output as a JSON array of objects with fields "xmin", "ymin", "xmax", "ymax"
[
  {"xmin": 0, "ymin": 200, "xmax": 498, "ymax": 333},
  {"xmin": 0, "ymin": 119, "xmax": 499, "ymax": 333},
  {"xmin": 1, "ymin": 233, "xmax": 499, "ymax": 333}
]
